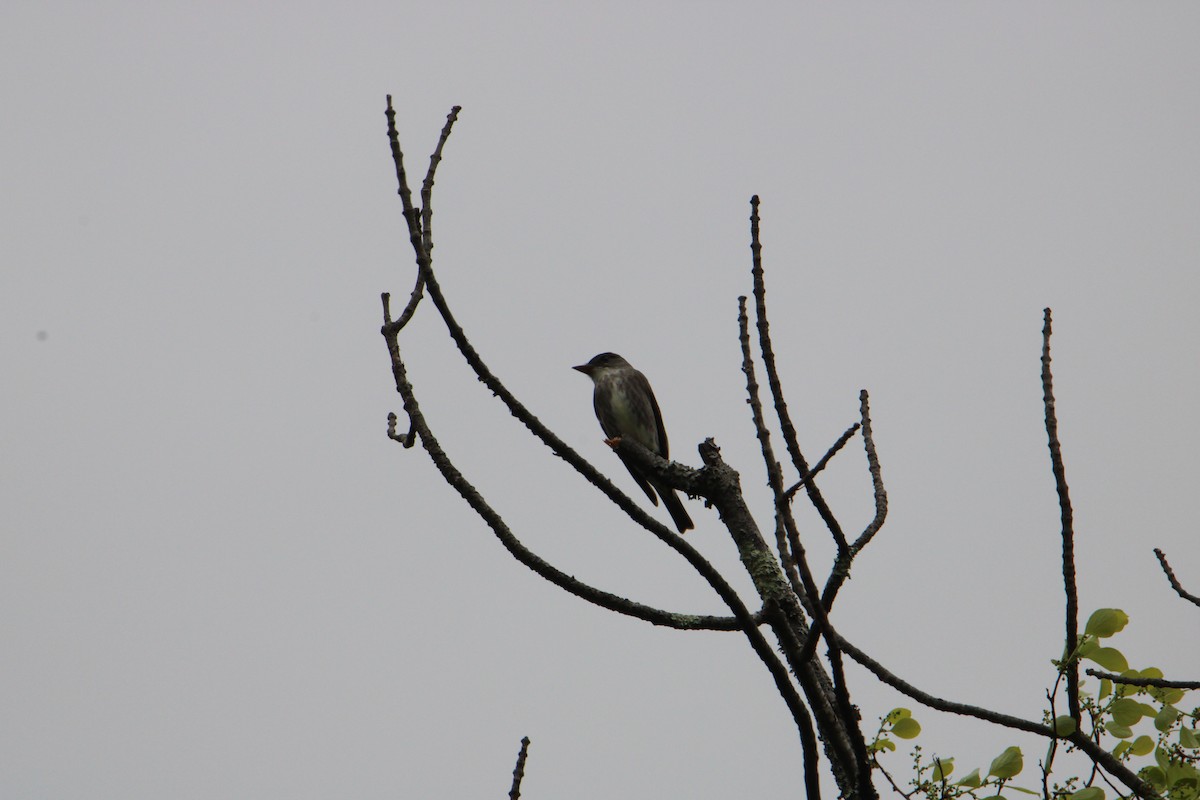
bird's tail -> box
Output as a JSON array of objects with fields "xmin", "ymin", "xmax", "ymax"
[{"xmin": 659, "ymin": 486, "xmax": 694, "ymax": 533}]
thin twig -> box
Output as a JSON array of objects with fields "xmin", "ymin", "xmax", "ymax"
[
  {"xmin": 739, "ymin": 295, "xmax": 806, "ymax": 602},
  {"xmin": 749, "ymin": 196, "xmax": 851, "ymax": 554},
  {"xmin": 871, "ymin": 754, "xmax": 917, "ymax": 800},
  {"xmin": 1085, "ymin": 669, "xmax": 1200, "ymax": 690},
  {"xmin": 381, "ymin": 97, "xmax": 448, "ymax": 334},
  {"xmin": 851, "ymin": 390, "xmax": 888, "ymax": 553},
  {"xmin": 783, "ymin": 423, "xmax": 861, "ymax": 500},
  {"xmin": 508, "ymin": 737, "xmax": 530, "ymax": 800},
  {"xmin": 385, "ymin": 409, "xmax": 416, "ymax": 448},
  {"xmin": 1154, "ymin": 548, "xmax": 1200, "ymax": 608},
  {"xmin": 821, "ymin": 391, "xmax": 888, "ymax": 611},
  {"xmin": 1042, "ymin": 308, "xmax": 1081, "ymax": 722},
  {"xmin": 419, "ymin": 105, "xmax": 459, "ymax": 260}
]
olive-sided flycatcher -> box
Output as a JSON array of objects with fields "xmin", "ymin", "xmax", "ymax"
[{"xmin": 574, "ymin": 353, "xmax": 694, "ymax": 533}]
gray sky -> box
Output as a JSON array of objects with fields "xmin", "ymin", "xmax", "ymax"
[{"xmin": 3, "ymin": 4, "xmax": 1198, "ymax": 798}]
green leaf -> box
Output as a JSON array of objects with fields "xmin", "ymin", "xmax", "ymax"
[
  {"xmin": 1008, "ymin": 786, "xmax": 1040, "ymax": 795},
  {"xmin": 1139, "ymin": 765, "xmax": 1166, "ymax": 790},
  {"xmin": 1084, "ymin": 608, "xmax": 1129, "ymax": 638},
  {"xmin": 893, "ymin": 717, "xmax": 921, "ymax": 739},
  {"xmin": 1086, "ymin": 647, "xmax": 1129, "ymax": 672},
  {"xmin": 1166, "ymin": 762, "xmax": 1200, "ymax": 792},
  {"xmin": 956, "ymin": 768, "xmax": 983, "ymax": 788},
  {"xmin": 1180, "ymin": 727, "xmax": 1200, "ymax": 749},
  {"xmin": 988, "ymin": 746, "xmax": 1023, "ymax": 779},
  {"xmin": 1162, "ymin": 688, "xmax": 1186, "ymax": 706},
  {"xmin": 932, "ymin": 758, "xmax": 954, "ymax": 781},
  {"xmin": 886, "ymin": 707, "xmax": 913, "ymax": 723},
  {"xmin": 1053, "ymin": 716, "xmax": 1078, "ymax": 736},
  {"xmin": 1104, "ymin": 721, "xmax": 1134, "ymax": 739},
  {"xmin": 1155, "ymin": 705, "xmax": 1181, "ymax": 733},
  {"xmin": 1137, "ymin": 667, "xmax": 1164, "ymax": 680},
  {"xmin": 1130, "ymin": 735, "xmax": 1156, "ymax": 756},
  {"xmin": 1099, "ymin": 678, "xmax": 1112, "ymax": 700},
  {"xmin": 1111, "ymin": 698, "xmax": 1145, "ymax": 726},
  {"xmin": 1068, "ymin": 787, "xmax": 1104, "ymax": 800}
]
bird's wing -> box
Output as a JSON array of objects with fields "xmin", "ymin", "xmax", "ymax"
[
  {"xmin": 617, "ymin": 452, "xmax": 659, "ymax": 506},
  {"xmin": 593, "ymin": 377, "xmax": 659, "ymax": 505},
  {"xmin": 634, "ymin": 369, "xmax": 670, "ymax": 459}
]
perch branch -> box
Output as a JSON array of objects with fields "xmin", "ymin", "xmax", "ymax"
[
  {"xmin": 381, "ymin": 321, "xmax": 744, "ymax": 630},
  {"xmin": 380, "ymin": 107, "xmax": 822, "ymax": 768}
]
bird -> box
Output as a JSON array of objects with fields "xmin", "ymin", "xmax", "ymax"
[{"xmin": 573, "ymin": 352, "xmax": 694, "ymax": 533}]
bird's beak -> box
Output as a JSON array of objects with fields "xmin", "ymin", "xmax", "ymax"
[{"xmin": 573, "ymin": 364, "xmax": 592, "ymax": 375}]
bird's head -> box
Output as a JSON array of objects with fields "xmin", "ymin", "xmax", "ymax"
[{"xmin": 573, "ymin": 352, "xmax": 631, "ymax": 380}]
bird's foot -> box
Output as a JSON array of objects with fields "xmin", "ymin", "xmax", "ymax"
[{"xmin": 603, "ymin": 436, "xmax": 623, "ymax": 449}]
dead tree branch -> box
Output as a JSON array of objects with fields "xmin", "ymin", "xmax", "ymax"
[
  {"xmin": 378, "ymin": 106, "xmax": 1182, "ymax": 800},
  {"xmin": 379, "ymin": 105, "xmax": 824, "ymax": 790},
  {"xmin": 749, "ymin": 196, "xmax": 851, "ymax": 555},
  {"xmin": 508, "ymin": 737, "xmax": 530, "ymax": 800},
  {"xmin": 1042, "ymin": 308, "xmax": 1082, "ymax": 722},
  {"xmin": 1154, "ymin": 548, "xmax": 1200, "ymax": 608}
]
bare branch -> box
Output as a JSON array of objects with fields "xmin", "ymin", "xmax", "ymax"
[
  {"xmin": 851, "ymin": 390, "xmax": 888, "ymax": 553},
  {"xmin": 1042, "ymin": 308, "xmax": 1081, "ymax": 722},
  {"xmin": 419, "ymin": 105, "xmax": 460, "ymax": 259},
  {"xmin": 380, "ymin": 110, "xmax": 826, "ymax": 776},
  {"xmin": 748, "ymin": 196, "xmax": 851, "ymax": 554},
  {"xmin": 508, "ymin": 737, "xmax": 531, "ymax": 800},
  {"xmin": 738, "ymin": 294, "xmax": 807, "ymax": 602},
  {"xmin": 742, "ymin": 206, "xmax": 877, "ymax": 798},
  {"xmin": 1154, "ymin": 548, "xmax": 1200, "ymax": 608},
  {"xmin": 821, "ymin": 391, "xmax": 888, "ymax": 611},
  {"xmin": 695, "ymin": 440, "xmax": 849, "ymax": 800},
  {"xmin": 378, "ymin": 109, "xmax": 1170, "ymax": 800},
  {"xmin": 380, "ymin": 98, "xmax": 459, "ymax": 335},
  {"xmin": 385, "ymin": 110, "xmax": 707, "ymax": 549},
  {"xmin": 1085, "ymin": 669, "xmax": 1200, "ymax": 690},
  {"xmin": 381, "ymin": 323, "xmax": 743, "ymax": 630},
  {"xmin": 385, "ymin": 409, "xmax": 416, "ymax": 448},
  {"xmin": 783, "ymin": 422, "xmax": 861, "ymax": 500}
]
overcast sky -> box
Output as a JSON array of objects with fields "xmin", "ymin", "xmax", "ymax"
[{"xmin": 3, "ymin": 4, "xmax": 1198, "ymax": 799}]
